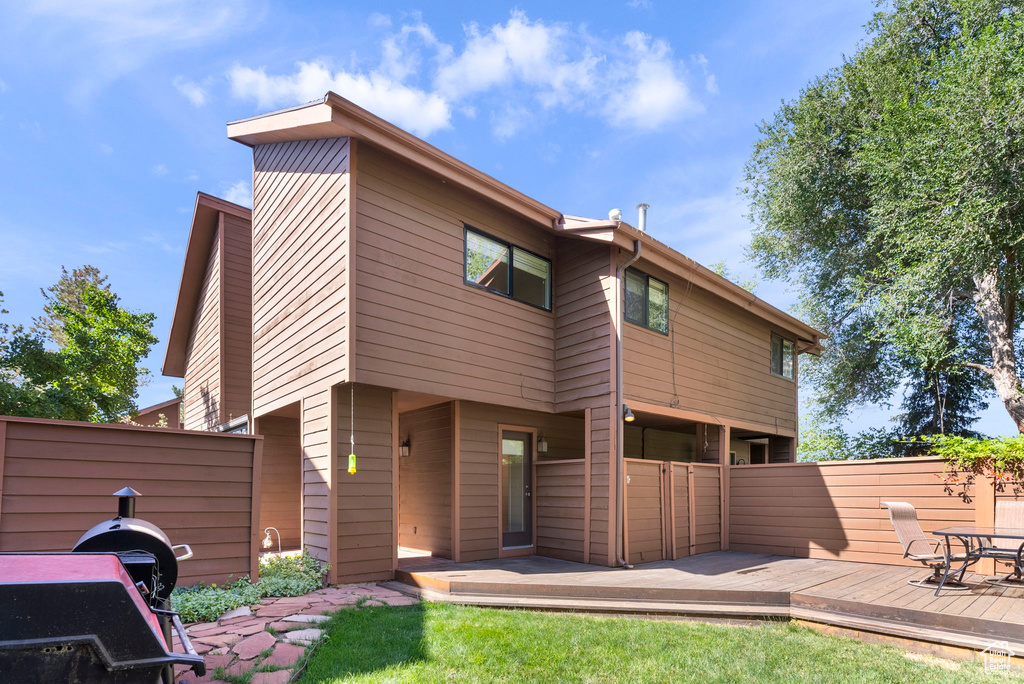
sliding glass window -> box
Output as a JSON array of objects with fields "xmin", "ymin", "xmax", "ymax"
[
  {"xmin": 464, "ymin": 226, "xmax": 552, "ymax": 311},
  {"xmin": 624, "ymin": 267, "xmax": 669, "ymax": 334}
]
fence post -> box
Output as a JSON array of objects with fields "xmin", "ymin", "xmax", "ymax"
[
  {"xmin": 975, "ymin": 475, "xmax": 997, "ymax": 575},
  {"xmin": 0, "ymin": 420, "xmax": 6, "ymax": 533},
  {"xmin": 718, "ymin": 426, "xmax": 730, "ymax": 551},
  {"xmin": 687, "ymin": 465, "xmax": 696, "ymax": 557},
  {"xmin": 249, "ymin": 435, "xmax": 264, "ymax": 582}
]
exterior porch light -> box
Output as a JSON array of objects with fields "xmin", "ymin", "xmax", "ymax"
[
  {"xmin": 623, "ymin": 404, "xmax": 635, "ymax": 423},
  {"xmin": 537, "ymin": 435, "xmax": 548, "ymax": 454},
  {"xmin": 262, "ymin": 527, "xmax": 281, "ymax": 553},
  {"xmin": 399, "ymin": 438, "xmax": 411, "ymax": 458}
]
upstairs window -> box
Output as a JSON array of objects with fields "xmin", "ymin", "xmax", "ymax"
[
  {"xmin": 770, "ymin": 333, "xmax": 795, "ymax": 380},
  {"xmin": 464, "ymin": 226, "xmax": 551, "ymax": 311},
  {"xmin": 624, "ymin": 267, "xmax": 668, "ymax": 334}
]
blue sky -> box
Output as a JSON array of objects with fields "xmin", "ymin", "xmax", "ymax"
[{"xmin": 0, "ymin": 0, "xmax": 1015, "ymax": 436}]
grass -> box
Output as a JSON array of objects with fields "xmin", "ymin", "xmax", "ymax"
[{"xmin": 298, "ymin": 602, "xmax": 1018, "ymax": 684}]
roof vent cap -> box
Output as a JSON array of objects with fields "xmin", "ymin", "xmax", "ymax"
[{"xmin": 608, "ymin": 208, "xmax": 622, "ymax": 222}]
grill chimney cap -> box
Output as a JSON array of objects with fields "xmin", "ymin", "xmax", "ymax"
[{"xmin": 113, "ymin": 486, "xmax": 142, "ymax": 498}]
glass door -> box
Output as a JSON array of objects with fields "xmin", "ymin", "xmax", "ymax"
[{"xmin": 501, "ymin": 430, "xmax": 533, "ymax": 548}]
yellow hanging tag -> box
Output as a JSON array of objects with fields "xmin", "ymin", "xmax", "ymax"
[{"xmin": 348, "ymin": 453, "xmax": 357, "ymax": 474}]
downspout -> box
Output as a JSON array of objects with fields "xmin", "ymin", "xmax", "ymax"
[{"xmin": 615, "ymin": 239, "xmax": 642, "ymax": 569}]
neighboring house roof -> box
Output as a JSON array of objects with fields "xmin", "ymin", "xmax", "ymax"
[
  {"xmin": 136, "ymin": 397, "xmax": 181, "ymax": 414},
  {"xmin": 162, "ymin": 192, "xmax": 252, "ymax": 377}
]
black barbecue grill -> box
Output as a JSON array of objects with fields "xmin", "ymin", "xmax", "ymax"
[{"xmin": 0, "ymin": 487, "xmax": 206, "ymax": 684}]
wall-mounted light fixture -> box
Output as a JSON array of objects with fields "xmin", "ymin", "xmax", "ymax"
[
  {"xmin": 399, "ymin": 438, "xmax": 411, "ymax": 458},
  {"xmin": 623, "ymin": 404, "xmax": 636, "ymax": 423},
  {"xmin": 537, "ymin": 435, "xmax": 548, "ymax": 454},
  {"xmin": 262, "ymin": 527, "xmax": 281, "ymax": 554}
]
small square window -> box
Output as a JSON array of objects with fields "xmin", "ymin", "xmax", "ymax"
[
  {"xmin": 770, "ymin": 333, "xmax": 795, "ymax": 380},
  {"xmin": 624, "ymin": 267, "xmax": 668, "ymax": 334}
]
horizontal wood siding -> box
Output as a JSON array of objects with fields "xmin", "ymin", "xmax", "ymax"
[
  {"xmin": 622, "ymin": 257, "xmax": 798, "ymax": 433},
  {"xmin": 336, "ymin": 384, "xmax": 394, "ymax": 583},
  {"xmin": 625, "ymin": 459, "xmax": 665, "ymax": 564},
  {"xmin": 535, "ymin": 460, "xmax": 586, "ymax": 563},
  {"xmin": 258, "ymin": 415, "xmax": 300, "ymax": 549},
  {"xmin": 554, "ymin": 238, "xmax": 613, "ymax": 413},
  {"xmin": 0, "ymin": 418, "xmax": 258, "ymax": 586},
  {"xmin": 221, "ymin": 212, "xmax": 253, "ymax": 423},
  {"xmin": 301, "ymin": 388, "xmax": 332, "ymax": 564},
  {"xmin": 183, "ymin": 225, "xmax": 221, "ymax": 430},
  {"xmin": 589, "ymin": 405, "xmax": 612, "ymax": 565},
  {"xmin": 728, "ymin": 458, "xmax": 976, "ymax": 565},
  {"xmin": 252, "ymin": 138, "xmax": 351, "ymax": 416},
  {"xmin": 354, "ymin": 143, "xmax": 555, "ymax": 410},
  {"xmin": 398, "ymin": 402, "xmax": 452, "ymax": 558},
  {"xmin": 624, "ymin": 425, "xmax": 697, "ymax": 462},
  {"xmin": 458, "ymin": 402, "xmax": 584, "ymax": 562},
  {"xmin": 671, "ymin": 464, "xmax": 691, "ymax": 557},
  {"xmin": 692, "ymin": 465, "xmax": 722, "ymax": 554}
]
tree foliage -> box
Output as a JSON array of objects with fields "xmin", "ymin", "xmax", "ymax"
[
  {"xmin": 0, "ymin": 273, "xmax": 157, "ymax": 422},
  {"xmin": 746, "ymin": 0, "xmax": 1024, "ymax": 431},
  {"xmin": 33, "ymin": 265, "xmax": 110, "ymax": 347}
]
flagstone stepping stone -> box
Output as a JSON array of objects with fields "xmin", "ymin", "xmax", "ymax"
[
  {"xmin": 262, "ymin": 642, "xmax": 306, "ymax": 668},
  {"xmin": 226, "ymin": 620, "xmax": 271, "ymax": 636},
  {"xmin": 233, "ymin": 630, "xmax": 276, "ymax": 660},
  {"xmin": 194, "ymin": 633, "xmax": 242, "ymax": 649},
  {"xmin": 200, "ymin": 653, "xmax": 235, "ymax": 672},
  {"xmin": 282, "ymin": 628, "xmax": 323, "ymax": 645},
  {"xmin": 251, "ymin": 671, "xmax": 291, "ymax": 684},
  {"xmin": 281, "ymin": 614, "xmax": 330, "ymax": 623},
  {"xmin": 219, "ymin": 606, "xmax": 252, "ymax": 620},
  {"xmin": 381, "ymin": 596, "xmax": 419, "ymax": 606},
  {"xmin": 255, "ymin": 604, "xmax": 303, "ymax": 617}
]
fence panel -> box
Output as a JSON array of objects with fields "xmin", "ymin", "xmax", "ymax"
[
  {"xmin": 624, "ymin": 459, "xmax": 665, "ymax": 564},
  {"xmin": 0, "ymin": 416, "xmax": 261, "ymax": 586},
  {"xmin": 535, "ymin": 460, "xmax": 587, "ymax": 563}
]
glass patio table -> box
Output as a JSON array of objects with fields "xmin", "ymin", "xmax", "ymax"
[{"xmin": 931, "ymin": 526, "xmax": 1024, "ymax": 595}]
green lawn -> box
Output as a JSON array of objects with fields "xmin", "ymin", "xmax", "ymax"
[{"xmin": 298, "ymin": 602, "xmax": 1016, "ymax": 684}]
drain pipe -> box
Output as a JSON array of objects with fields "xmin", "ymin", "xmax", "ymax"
[{"xmin": 615, "ymin": 239, "xmax": 642, "ymax": 569}]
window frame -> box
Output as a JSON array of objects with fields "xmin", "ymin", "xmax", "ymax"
[
  {"xmin": 770, "ymin": 332, "xmax": 796, "ymax": 381},
  {"xmin": 623, "ymin": 267, "xmax": 669, "ymax": 335},
  {"xmin": 463, "ymin": 225, "xmax": 552, "ymax": 312}
]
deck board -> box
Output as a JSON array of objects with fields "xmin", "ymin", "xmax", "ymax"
[{"xmin": 397, "ymin": 551, "xmax": 1024, "ymax": 650}]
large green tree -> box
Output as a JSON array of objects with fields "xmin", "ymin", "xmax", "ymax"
[
  {"xmin": 0, "ymin": 272, "xmax": 157, "ymax": 422},
  {"xmin": 746, "ymin": 0, "xmax": 1024, "ymax": 431}
]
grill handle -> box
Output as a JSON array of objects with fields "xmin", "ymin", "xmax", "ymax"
[{"xmin": 172, "ymin": 544, "xmax": 193, "ymax": 562}]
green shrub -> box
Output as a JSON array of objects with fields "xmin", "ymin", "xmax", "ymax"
[
  {"xmin": 917, "ymin": 434, "xmax": 1024, "ymax": 501},
  {"xmin": 171, "ymin": 551, "xmax": 329, "ymax": 623}
]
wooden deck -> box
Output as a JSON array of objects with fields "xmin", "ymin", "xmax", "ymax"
[{"xmin": 395, "ymin": 551, "xmax": 1024, "ymax": 656}]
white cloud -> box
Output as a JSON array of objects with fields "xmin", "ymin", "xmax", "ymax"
[
  {"xmin": 223, "ymin": 180, "xmax": 252, "ymax": 208},
  {"xmin": 173, "ymin": 76, "xmax": 207, "ymax": 107},
  {"xmin": 627, "ymin": 0, "xmax": 653, "ymax": 8},
  {"xmin": 228, "ymin": 10, "xmax": 702, "ymax": 138},
  {"xmin": 151, "ymin": 163, "xmax": 168, "ymax": 176},
  {"xmin": 691, "ymin": 53, "xmax": 719, "ymax": 95},
  {"xmin": 368, "ymin": 12, "xmax": 391, "ymax": 29},
  {"xmin": 0, "ymin": 79, "xmax": 8, "ymax": 93},
  {"xmin": 228, "ymin": 62, "xmax": 452, "ymax": 137},
  {"xmin": 603, "ymin": 32, "xmax": 700, "ymax": 130},
  {"xmin": 98, "ymin": 143, "xmax": 114, "ymax": 156}
]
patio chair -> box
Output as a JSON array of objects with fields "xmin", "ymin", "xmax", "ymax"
[
  {"xmin": 984, "ymin": 500, "xmax": 1024, "ymax": 587},
  {"xmin": 881, "ymin": 501, "xmax": 970, "ymax": 591}
]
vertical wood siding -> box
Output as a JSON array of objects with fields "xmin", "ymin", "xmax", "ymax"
[
  {"xmin": 535, "ymin": 460, "xmax": 586, "ymax": 562},
  {"xmin": 221, "ymin": 213, "xmax": 253, "ymax": 423},
  {"xmin": 398, "ymin": 402, "xmax": 452, "ymax": 557},
  {"xmin": 622, "ymin": 258, "xmax": 798, "ymax": 433},
  {"xmin": 728, "ymin": 458, "xmax": 976, "ymax": 565},
  {"xmin": 671, "ymin": 464, "xmax": 691, "ymax": 557},
  {"xmin": 353, "ymin": 144, "xmax": 555, "ymax": 410},
  {"xmin": 183, "ymin": 227, "xmax": 221, "ymax": 430},
  {"xmin": 336, "ymin": 384, "xmax": 394, "ymax": 583},
  {"xmin": 624, "ymin": 459, "xmax": 665, "ymax": 564},
  {"xmin": 258, "ymin": 415, "xmax": 300, "ymax": 549},
  {"xmin": 301, "ymin": 388, "xmax": 333, "ymax": 564},
  {"xmin": 0, "ymin": 418, "xmax": 258, "ymax": 586},
  {"xmin": 252, "ymin": 138, "xmax": 351, "ymax": 416},
  {"xmin": 554, "ymin": 239, "xmax": 614, "ymax": 413},
  {"xmin": 588, "ymin": 405, "xmax": 612, "ymax": 565}
]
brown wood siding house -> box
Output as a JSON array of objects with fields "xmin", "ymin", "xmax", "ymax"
[{"xmin": 163, "ymin": 92, "xmax": 822, "ymax": 584}]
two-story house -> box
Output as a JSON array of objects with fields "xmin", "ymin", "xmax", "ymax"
[{"xmin": 163, "ymin": 93, "xmax": 821, "ymax": 584}]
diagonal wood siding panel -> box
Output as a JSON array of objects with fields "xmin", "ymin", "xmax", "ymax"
[
  {"xmin": 0, "ymin": 417, "xmax": 259, "ymax": 587},
  {"xmin": 184, "ymin": 225, "xmax": 221, "ymax": 430},
  {"xmin": 252, "ymin": 138, "xmax": 351, "ymax": 416},
  {"xmin": 728, "ymin": 458, "xmax": 978, "ymax": 565},
  {"xmin": 221, "ymin": 213, "xmax": 253, "ymax": 424}
]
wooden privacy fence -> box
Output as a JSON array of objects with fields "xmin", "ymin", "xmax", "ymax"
[
  {"xmin": 0, "ymin": 416, "xmax": 263, "ymax": 586},
  {"xmin": 623, "ymin": 459, "xmax": 722, "ymax": 565},
  {"xmin": 727, "ymin": 457, "xmax": 993, "ymax": 567},
  {"xmin": 535, "ymin": 459, "xmax": 588, "ymax": 562}
]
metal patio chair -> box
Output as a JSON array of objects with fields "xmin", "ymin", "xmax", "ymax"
[
  {"xmin": 881, "ymin": 501, "xmax": 971, "ymax": 591},
  {"xmin": 984, "ymin": 500, "xmax": 1024, "ymax": 587}
]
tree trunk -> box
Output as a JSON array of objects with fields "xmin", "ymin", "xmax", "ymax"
[{"xmin": 973, "ymin": 269, "xmax": 1024, "ymax": 432}]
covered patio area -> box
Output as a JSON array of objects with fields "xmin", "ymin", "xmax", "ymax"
[{"xmin": 394, "ymin": 551, "xmax": 1024, "ymax": 659}]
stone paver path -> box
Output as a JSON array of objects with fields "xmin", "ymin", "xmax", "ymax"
[{"xmin": 173, "ymin": 583, "xmax": 417, "ymax": 683}]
